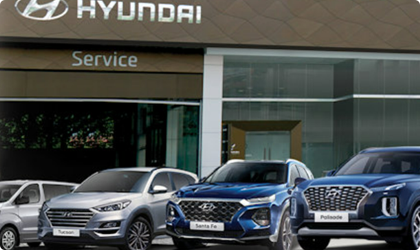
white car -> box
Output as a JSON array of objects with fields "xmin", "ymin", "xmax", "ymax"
[{"xmin": 0, "ymin": 180, "xmax": 77, "ymax": 250}]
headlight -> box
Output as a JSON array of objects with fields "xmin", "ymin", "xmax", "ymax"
[
  {"xmin": 241, "ymin": 195, "xmax": 276, "ymax": 206},
  {"xmin": 371, "ymin": 183, "xmax": 406, "ymax": 192},
  {"xmin": 167, "ymin": 205, "xmax": 178, "ymax": 222},
  {"xmin": 170, "ymin": 193, "xmax": 181, "ymax": 204},
  {"xmin": 94, "ymin": 200, "xmax": 131, "ymax": 212}
]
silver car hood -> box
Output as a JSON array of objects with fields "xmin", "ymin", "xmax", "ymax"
[{"xmin": 47, "ymin": 192, "xmax": 141, "ymax": 209}]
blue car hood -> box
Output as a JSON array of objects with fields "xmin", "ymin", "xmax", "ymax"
[
  {"xmin": 178, "ymin": 183, "xmax": 287, "ymax": 199},
  {"xmin": 302, "ymin": 174, "xmax": 415, "ymax": 189}
]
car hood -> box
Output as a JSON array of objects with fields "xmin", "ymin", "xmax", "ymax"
[
  {"xmin": 47, "ymin": 192, "xmax": 140, "ymax": 209},
  {"xmin": 300, "ymin": 174, "xmax": 416, "ymax": 189},
  {"xmin": 178, "ymin": 183, "xmax": 287, "ymax": 200}
]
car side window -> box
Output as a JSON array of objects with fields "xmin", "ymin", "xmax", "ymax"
[
  {"xmin": 151, "ymin": 173, "xmax": 173, "ymax": 192},
  {"xmin": 43, "ymin": 184, "xmax": 73, "ymax": 201},
  {"xmin": 288, "ymin": 165, "xmax": 299, "ymax": 186},
  {"xmin": 19, "ymin": 184, "xmax": 40, "ymax": 204},
  {"xmin": 185, "ymin": 175, "xmax": 196, "ymax": 184},
  {"xmin": 297, "ymin": 165, "xmax": 310, "ymax": 180},
  {"xmin": 172, "ymin": 173, "xmax": 191, "ymax": 190}
]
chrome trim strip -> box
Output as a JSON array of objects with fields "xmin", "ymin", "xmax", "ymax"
[
  {"xmin": 298, "ymin": 227, "xmax": 379, "ymax": 237},
  {"xmin": 167, "ymin": 230, "xmax": 273, "ymax": 243},
  {"xmin": 303, "ymin": 185, "xmax": 372, "ymax": 213}
]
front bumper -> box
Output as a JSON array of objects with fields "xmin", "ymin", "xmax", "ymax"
[
  {"xmin": 166, "ymin": 200, "xmax": 286, "ymax": 244},
  {"xmin": 38, "ymin": 208, "xmax": 132, "ymax": 246}
]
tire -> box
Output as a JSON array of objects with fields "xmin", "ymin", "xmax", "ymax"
[
  {"xmin": 172, "ymin": 237, "xmax": 205, "ymax": 250},
  {"xmin": 27, "ymin": 242, "xmax": 41, "ymax": 248},
  {"xmin": 297, "ymin": 236, "xmax": 330, "ymax": 250},
  {"xmin": 119, "ymin": 217, "xmax": 153, "ymax": 250},
  {"xmin": 268, "ymin": 210, "xmax": 294, "ymax": 250},
  {"xmin": 0, "ymin": 227, "xmax": 18, "ymax": 250},
  {"xmin": 403, "ymin": 205, "xmax": 420, "ymax": 250}
]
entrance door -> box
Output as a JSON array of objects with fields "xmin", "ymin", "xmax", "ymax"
[{"xmin": 245, "ymin": 131, "xmax": 291, "ymax": 160}]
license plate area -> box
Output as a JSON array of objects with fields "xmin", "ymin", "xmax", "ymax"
[
  {"xmin": 190, "ymin": 221, "xmax": 224, "ymax": 231},
  {"xmin": 53, "ymin": 228, "xmax": 80, "ymax": 237},
  {"xmin": 314, "ymin": 212, "xmax": 349, "ymax": 223}
]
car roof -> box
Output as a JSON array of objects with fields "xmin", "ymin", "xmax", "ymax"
[
  {"xmin": 360, "ymin": 146, "xmax": 420, "ymax": 154},
  {"xmin": 0, "ymin": 180, "xmax": 78, "ymax": 185},
  {"xmin": 226, "ymin": 159, "xmax": 287, "ymax": 164},
  {"xmin": 101, "ymin": 167, "xmax": 197, "ymax": 175}
]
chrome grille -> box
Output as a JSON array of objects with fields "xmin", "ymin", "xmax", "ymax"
[
  {"xmin": 46, "ymin": 209, "xmax": 94, "ymax": 228},
  {"xmin": 179, "ymin": 200, "xmax": 242, "ymax": 223},
  {"xmin": 304, "ymin": 186, "xmax": 369, "ymax": 211}
]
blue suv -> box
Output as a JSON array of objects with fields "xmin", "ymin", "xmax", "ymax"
[
  {"xmin": 291, "ymin": 147, "xmax": 420, "ymax": 250},
  {"xmin": 166, "ymin": 159, "xmax": 314, "ymax": 250}
]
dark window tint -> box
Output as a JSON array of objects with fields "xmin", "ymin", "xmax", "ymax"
[
  {"xmin": 19, "ymin": 184, "xmax": 40, "ymax": 203},
  {"xmin": 205, "ymin": 162, "xmax": 287, "ymax": 184},
  {"xmin": 152, "ymin": 173, "xmax": 173, "ymax": 191},
  {"xmin": 172, "ymin": 173, "xmax": 190, "ymax": 190},
  {"xmin": 43, "ymin": 184, "xmax": 73, "ymax": 201},
  {"xmin": 0, "ymin": 184, "xmax": 21, "ymax": 202},
  {"xmin": 75, "ymin": 171, "xmax": 148, "ymax": 193},
  {"xmin": 335, "ymin": 152, "xmax": 420, "ymax": 175}
]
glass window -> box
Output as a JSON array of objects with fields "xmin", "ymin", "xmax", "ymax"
[
  {"xmin": 172, "ymin": 173, "xmax": 191, "ymax": 190},
  {"xmin": 289, "ymin": 165, "xmax": 299, "ymax": 185},
  {"xmin": 75, "ymin": 171, "xmax": 148, "ymax": 193},
  {"xmin": 43, "ymin": 184, "xmax": 74, "ymax": 201},
  {"xmin": 151, "ymin": 173, "xmax": 173, "ymax": 191},
  {"xmin": 0, "ymin": 184, "xmax": 21, "ymax": 202},
  {"xmin": 18, "ymin": 184, "xmax": 40, "ymax": 204},
  {"xmin": 206, "ymin": 162, "xmax": 287, "ymax": 184},
  {"xmin": 297, "ymin": 165, "xmax": 310, "ymax": 180}
]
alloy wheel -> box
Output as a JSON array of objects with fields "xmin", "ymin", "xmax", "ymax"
[
  {"xmin": 127, "ymin": 221, "xmax": 151, "ymax": 250},
  {"xmin": 2, "ymin": 230, "xmax": 15, "ymax": 250},
  {"xmin": 282, "ymin": 216, "xmax": 293, "ymax": 250},
  {"xmin": 412, "ymin": 207, "xmax": 420, "ymax": 248}
]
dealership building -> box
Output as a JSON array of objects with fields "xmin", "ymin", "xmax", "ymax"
[{"xmin": 1, "ymin": 0, "xmax": 420, "ymax": 182}]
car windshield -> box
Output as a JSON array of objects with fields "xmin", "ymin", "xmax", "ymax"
[
  {"xmin": 335, "ymin": 152, "xmax": 420, "ymax": 176},
  {"xmin": 205, "ymin": 162, "xmax": 287, "ymax": 184},
  {"xmin": 0, "ymin": 184, "xmax": 21, "ymax": 202},
  {"xmin": 75, "ymin": 171, "xmax": 149, "ymax": 193}
]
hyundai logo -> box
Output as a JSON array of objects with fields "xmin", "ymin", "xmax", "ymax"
[
  {"xmin": 15, "ymin": 0, "xmax": 69, "ymax": 21},
  {"xmin": 198, "ymin": 203, "xmax": 216, "ymax": 212},
  {"xmin": 63, "ymin": 212, "xmax": 72, "ymax": 218},
  {"xmin": 325, "ymin": 189, "xmax": 342, "ymax": 199}
]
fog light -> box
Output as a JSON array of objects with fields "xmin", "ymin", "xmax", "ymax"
[
  {"xmin": 100, "ymin": 221, "xmax": 120, "ymax": 228},
  {"xmin": 167, "ymin": 206, "xmax": 177, "ymax": 222},
  {"xmin": 382, "ymin": 197, "xmax": 398, "ymax": 217},
  {"xmin": 252, "ymin": 208, "xmax": 270, "ymax": 226}
]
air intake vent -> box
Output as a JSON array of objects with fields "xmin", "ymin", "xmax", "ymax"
[{"xmin": 46, "ymin": 209, "xmax": 94, "ymax": 228}]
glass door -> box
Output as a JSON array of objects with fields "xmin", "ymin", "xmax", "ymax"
[{"xmin": 245, "ymin": 131, "xmax": 291, "ymax": 161}]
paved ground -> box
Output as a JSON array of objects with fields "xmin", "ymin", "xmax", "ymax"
[{"xmin": 21, "ymin": 237, "xmax": 403, "ymax": 250}]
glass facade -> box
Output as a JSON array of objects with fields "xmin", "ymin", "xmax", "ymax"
[
  {"xmin": 0, "ymin": 102, "xmax": 199, "ymax": 182},
  {"xmin": 223, "ymin": 56, "xmax": 420, "ymax": 178}
]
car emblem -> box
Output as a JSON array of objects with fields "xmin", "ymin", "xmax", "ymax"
[
  {"xmin": 325, "ymin": 189, "xmax": 342, "ymax": 199},
  {"xmin": 63, "ymin": 212, "xmax": 72, "ymax": 218},
  {"xmin": 15, "ymin": 0, "xmax": 69, "ymax": 21},
  {"xmin": 199, "ymin": 203, "xmax": 216, "ymax": 212}
]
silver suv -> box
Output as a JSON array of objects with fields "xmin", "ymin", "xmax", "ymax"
[
  {"xmin": 38, "ymin": 167, "xmax": 198, "ymax": 250},
  {"xmin": 0, "ymin": 180, "xmax": 77, "ymax": 250}
]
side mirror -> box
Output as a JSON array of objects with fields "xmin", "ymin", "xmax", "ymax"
[
  {"xmin": 326, "ymin": 170, "xmax": 336, "ymax": 177},
  {"xmin": 294, "ymin": 177, "xmax": 307, "ymax": 187},
  {"xmin": 15, "ymin": 195, "xmax": 30, "ymax": 205},
  {"xmin": 150, "ymin": 185, "xmax": 168, "ymax": 195}
]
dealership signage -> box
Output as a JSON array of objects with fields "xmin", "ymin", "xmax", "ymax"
[
  {"xmin": 72, "ymin": 51, "xmax": 138, "ymax": 68},
  {"xmin": 14, "ymin": 0, "xmax": 201, "ymax": 23}
]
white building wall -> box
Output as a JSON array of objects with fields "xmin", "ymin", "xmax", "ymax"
[{"xmin": 200, "ymin": 54, "xmax": 224, "ymax": 177}]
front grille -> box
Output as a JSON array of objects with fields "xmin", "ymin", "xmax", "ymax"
[
  {"xmin": 46, "ymin": 209, "xmax": 94, "ymax": 228},
  {"xmin": 179, "ymin": 200, "xmax": 242, "ymax": 223},
  {"xmin": 304, "ymin": 186, "xmax": 369, "ymax": 211}
]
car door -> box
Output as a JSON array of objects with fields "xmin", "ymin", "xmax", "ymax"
[
  {"xmin": 148, "ymin": 172, "xmax": 174, "ymax": 233},
  {"xmin": 16, "ymin": 183, "xmax": 42, "ymax": 242}
]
